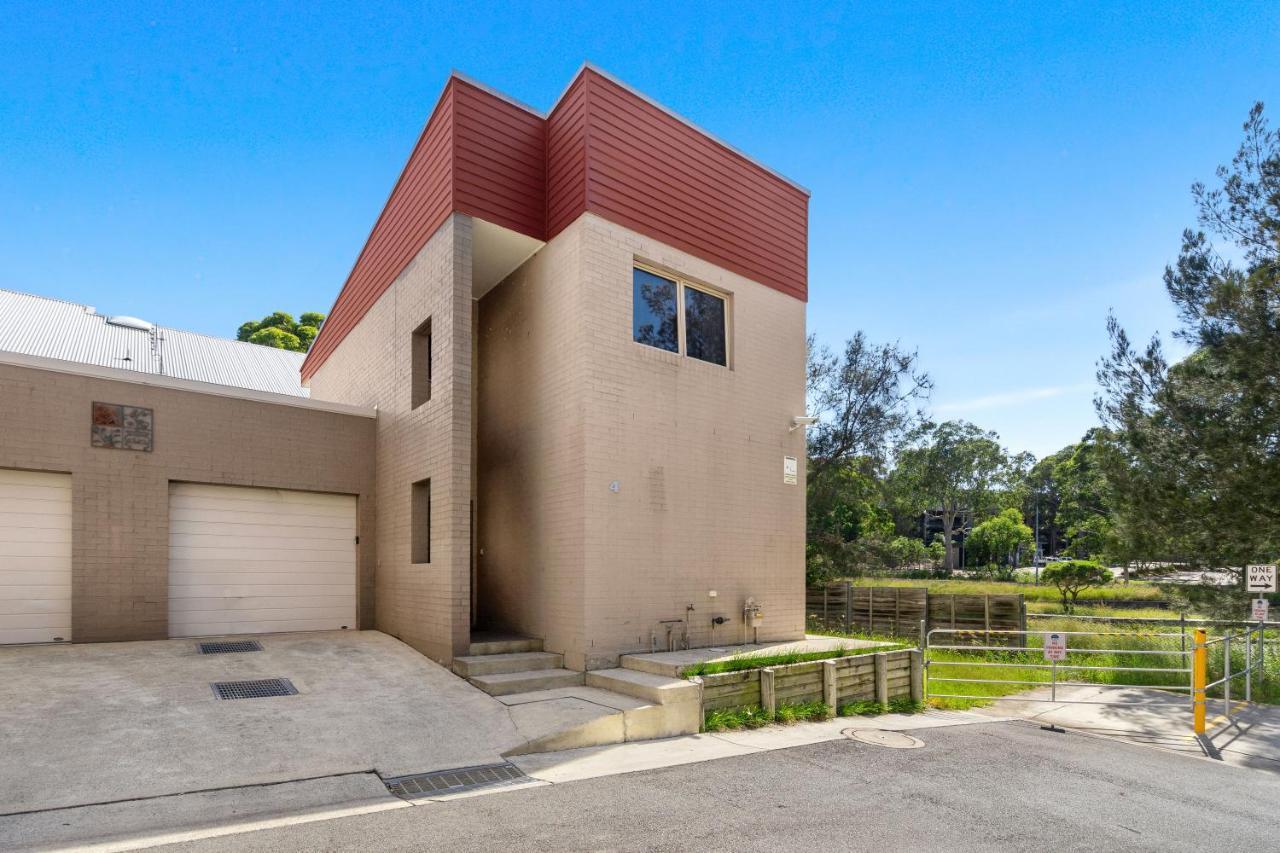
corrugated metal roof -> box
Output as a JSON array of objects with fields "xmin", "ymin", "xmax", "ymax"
[{"xmin": 0, "ymin": 288, "xmax": 308, "ymax": 397}]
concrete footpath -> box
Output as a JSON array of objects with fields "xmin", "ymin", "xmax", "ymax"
[
  {"xmin": 980, "ymin": 684, "xmax": 1280, "ymax": 773},
  {"xmin": 0, "ymin": 709, "xmax": 996, "ymax": 852}
]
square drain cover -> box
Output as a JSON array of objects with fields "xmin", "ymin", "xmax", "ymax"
[
  {"xmin": 199, "ymin": 640, "xmax": 263, "ymax": 655},
  {"xmin": 211, "ymin": 678, "xmax": 297, "ymax": 700},
  {"xmin": 383, "ymin": 763, "xmax": 526, "ymax": 799}
]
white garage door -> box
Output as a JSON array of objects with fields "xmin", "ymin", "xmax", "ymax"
[
  {"xmin": 0, "ymin": 469, "xmax": 72, "ymax": 644},
  {"xmin": 168, "ymin": 483, "xmax": 357, "ymax": 637}
]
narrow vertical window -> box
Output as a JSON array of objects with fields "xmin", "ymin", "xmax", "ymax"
[
  {"xmin": 412, "ymin": 317, "xmax": 432, "ymax": 409},
  {"xmin": 412, "ymin": 478, "xmax": 431, "ymax": 564},
  {"xmin": 632, "ymin": 268, "xmax": 679, "ymax": 353},
  {"xmin": 684, "ymin": 286, "xmax": 727, "ymax": 366}
]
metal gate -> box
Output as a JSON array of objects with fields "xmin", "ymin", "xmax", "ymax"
[{"xmin": 924, "ymin": 624, "xmax": 1268, "ymax": 735}]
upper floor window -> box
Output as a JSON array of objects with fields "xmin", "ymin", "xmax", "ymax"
[{"xmin": 632, "ymin": 266, "xmax": 729, "ymax": 367}]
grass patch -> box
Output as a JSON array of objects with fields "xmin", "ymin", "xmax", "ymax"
[
  {"xmin": 888, "ymin": 696, "xmax": 924, "ymax": 714},
  {"xmin": 838, "ymin": 699, "xmax": 884, "ymax": 716},
  {"xmin": 775, "ymin": 700, "xmax": 833, "ymax": 724},
  {"xmin": 1025, "ymin": 602, "xmax": 1177, "ymax": 619},
  {"xmin": 682, "ymin": 642, "xmax": 905, "ymax": 678},
  {"xmin": 704, "ymin": 701, "xmax": 832, "ymax": 731},
  {"xmin": 704, "ymin": 706, "xmax": 773, "ymax": 731}
]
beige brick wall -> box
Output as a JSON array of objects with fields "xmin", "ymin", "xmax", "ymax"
[
  {"xmin": 578, "ymin": 214, "xmax": 808, "ymax": 667},
  {"xmin": 307, "ymin": 214, "xmax": 473, "ymax": 664},
  {"xmin": 476, "ymin": 212, "xmax": 807, "ymax": 669},
  {"xmin": 0, "ymin": 360, "xmax": 376, "ymax": 642},
  {"xmin": 476, "ymin": 218, "xmax": 587, "ymax": 666}
]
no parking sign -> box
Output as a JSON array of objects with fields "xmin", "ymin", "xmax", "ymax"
[{"xmin": 1044, "ymin": 632, "xmax": 1067, "ymax": 662}]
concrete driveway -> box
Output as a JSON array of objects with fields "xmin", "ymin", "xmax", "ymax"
[
  {"xmin": 979, "ymin": 684, "xmax": 1280, "ymax": 772},
  {"xmin": 0, "ymin": 631, "xmax": 525, "ymax": 815}
]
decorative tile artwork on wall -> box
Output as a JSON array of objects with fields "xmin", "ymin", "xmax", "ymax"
[{"xmin": 91, "ymin": 402, "xmax": 154, "ymax": 452}]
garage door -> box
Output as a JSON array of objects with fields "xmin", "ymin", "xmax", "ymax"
[
  {"xmin": 0, "ymin": 469, "xmax": 72, "ymax": 644},
  {"xmin": 168, "ymin": 483, "xmax": 357, "ymax": 637}
]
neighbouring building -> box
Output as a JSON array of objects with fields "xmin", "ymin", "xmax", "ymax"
[{"xmin": 0, "ymin": 64, "xmax": 809, "ymax": 669}]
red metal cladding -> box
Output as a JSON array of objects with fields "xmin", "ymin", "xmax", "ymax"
[
  {"xmin": 303, "ymin": 67, "xmax": 807, "ymax": 381},
  {"xmin": 547, "ymin": 68, "xmax": 808, "ymax": 302},
  {"xmin": 546, "ymin": 75, "xmax": 589, "ymax": 237},
  {"xmin": 452, "ymin": 81, "xmax": 546, "ymax": 237}
]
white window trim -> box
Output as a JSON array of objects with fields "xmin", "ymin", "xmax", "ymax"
[{"xmin": 633, "ymin": 263, "xmax": 732, "ymax": 368}]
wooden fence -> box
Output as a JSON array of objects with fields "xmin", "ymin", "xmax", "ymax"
[
  {"xmin": 697, "ymin": 649, "xmax": 922, "ymax": 714},
  {"xmin": 806, "ymin": 583, "xmax": 1026, "ymax": 639}
]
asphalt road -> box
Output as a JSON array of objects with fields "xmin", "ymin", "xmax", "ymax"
[{"xmin": 162, "ymin": 721, "xmax": 1279, "ymax": 852}]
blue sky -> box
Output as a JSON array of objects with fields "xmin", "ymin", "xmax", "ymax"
[{"xmin": 3, "ymin": 2, "xmax": 1277, "ymax": 457}]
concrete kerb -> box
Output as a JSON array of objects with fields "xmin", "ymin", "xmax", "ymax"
[{"xmin": 0, "ymin": 709, "xmax": 1003, "ymax": 852}]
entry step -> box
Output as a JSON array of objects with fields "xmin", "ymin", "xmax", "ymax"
[
  {"xmin": 468, "ymin": 634, "xmax": 544, "ymax": 656},
  {"xmin": 585, "ymin": 668, "xmax": 699, "ymax": 705},
  {"xmin": 469, "ymin": 668, "xmax": 585, "ymax": 697},
  {"xmin": 452, "ymin": 652, "xmax": 564, "ymax": 679}
]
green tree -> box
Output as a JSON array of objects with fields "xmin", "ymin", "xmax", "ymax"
[
  {"xmin": 968, "ymin": 508, "xmax": 1034, "ymax": 579},
  {"xmin": 805, "ymin": 461, "xmax": 894, "ymax": 584},
  {"xmin": 1097, "ymin": 102, "xmax": 1280, "ymax": 582},
  {"xmin": 237, "ymin": 311, "xmax": 326, "ymax": 352},
  {"xmin": 1023, "ymin": 445, "xmax": 1070, "ymax": 556},
  {"xmin": 804, "ymin": 332, "xmax": 930, "ymax": 584},
  {"xmin": 1052, "ymin": 430, "xmax": 1114, "ymax": 561},
  {"xmin": 891, "ymin": 421, "xmax": 1012, "ymax": 573},
  {"xmin": 806, "ymin": 333, "xmax": 931, "ymax": 477},
  {"xmin": 1041, "ymin": 560, "xmax": 1113, "ymax": 613}
]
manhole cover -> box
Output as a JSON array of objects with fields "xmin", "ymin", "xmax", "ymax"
[
  {"xmin": 842, "ymin": 728, "xmax": 925, "ymax": 749},
  {"xmin": 211, "ymin": 678, "xmax": 298, "ymax": 700}
]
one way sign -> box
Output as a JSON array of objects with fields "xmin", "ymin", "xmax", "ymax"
[{"xmin": 1246, "ymin": 564, "xmax": 1277, "ymax": 593}]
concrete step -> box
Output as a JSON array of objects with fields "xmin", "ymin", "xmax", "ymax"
[
  {"xmin": 468, "ymin": 635, "xmax": 544, "ymax": 656},
  {"xmin": 619, "ymin": 653, "xmax": 690, "ymax": 678},
  {"xmin": 469, "ymin": 668, "xmax": 584, "ymax": 697},
  {"xmin": 585, "ymin": 668, "xmax": 700, "ymax": 706},
  {"xmin": 452, "ymin": 651, "xmax": 563, "ymax": 679},
  {"xmin": 497, "ymin": 685, "xmax": 701, "ymax": 757}
]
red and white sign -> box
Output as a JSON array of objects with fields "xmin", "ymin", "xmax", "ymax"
[
  {"xmin": 1044, "ymin": 632, "xmax": 1067, "ymax": 662},
  {"xmin": 1252, "ymin": 598, "xmax": 1270, "ymax": 622}
]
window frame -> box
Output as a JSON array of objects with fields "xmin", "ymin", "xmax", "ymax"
[{"xmin": 632, "ymin": 263, "xmax": 732, "ymax": 368}]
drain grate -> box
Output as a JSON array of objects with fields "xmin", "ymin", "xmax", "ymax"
[
  {"xmin": 199, "ymin": 640, "xmax": 263, "ymax": 655},
  {"xmin": 383, "ymin": 763, "xmax": 526, "ymax": 799},
  {"xmin": 211, "ymin": 678, "xmax": 297, "ymax": 700}
]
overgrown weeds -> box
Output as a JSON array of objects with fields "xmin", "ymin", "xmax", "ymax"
[{"xmin": 682, "ymin": 643, "xmax": 905, "ymax": 678}]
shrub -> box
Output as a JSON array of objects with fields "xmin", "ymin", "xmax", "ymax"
[{"xmin": 1041, "ymin": 560, "xmax": 1114, "ymax": 612}]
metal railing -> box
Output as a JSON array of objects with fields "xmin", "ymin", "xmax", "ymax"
[
  {"xmin": 925, "ymin": 623, "xmax": 1270, "ymax": 736},
  {"xmin": 925, "ymin": 627, "xmax": 1192, "ymax": 706},
  {"xmin": 1194, "ymin": 624, "xmax": 1268, "ymax": 734}
]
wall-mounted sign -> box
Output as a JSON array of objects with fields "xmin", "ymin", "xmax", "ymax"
[
  {"xmin": 783, "ymin": 456, "xmax": 798, "ymax": 486},
  {"xmin": 91, "ymin": 402, "xmax": 153, "ymax": 452}
]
